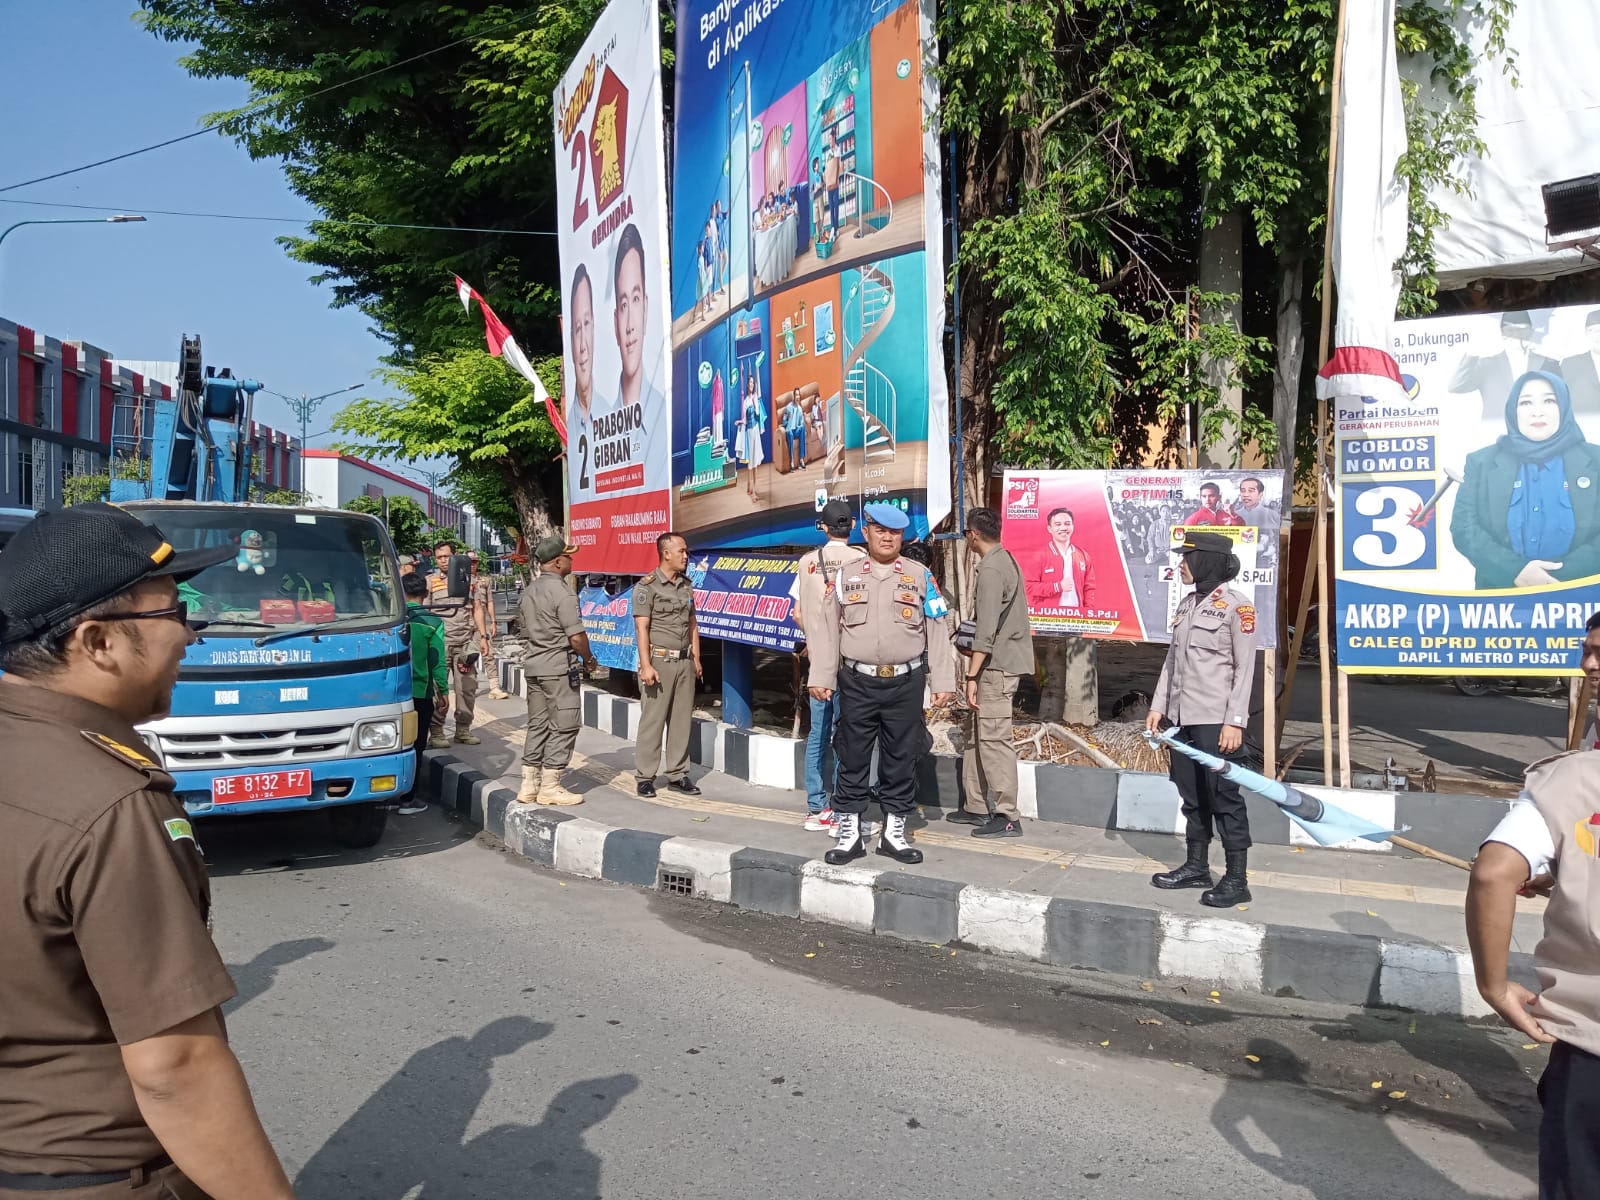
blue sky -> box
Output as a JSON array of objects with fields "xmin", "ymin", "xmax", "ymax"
[{"xmin": 0, "ymin": 1, "xmax": 442, "ymax": 483}]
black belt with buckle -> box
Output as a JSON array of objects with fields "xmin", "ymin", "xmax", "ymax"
[
  {"xmin": 0, "ymin": 1154, "xmax": 172, "ymax": 1191},
  {"xmin": 650, "ymin": 647, "xmax": 688, "ymax": 661}
]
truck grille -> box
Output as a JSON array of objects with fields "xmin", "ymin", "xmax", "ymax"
[{"xmin": 157, "ymin": 724, "xmax": 351, "ymax": 770}]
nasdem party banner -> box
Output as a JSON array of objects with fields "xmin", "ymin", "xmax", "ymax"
[
  {"xmin": 555, "ymin": 0, "xmax": 673, "ymax": 573},
  {"xmin": 1335, "ymin": 303, "xmax": 1600, "ymax": 675},
  {"xmin": 1000, "ymin": 469, "xmax": 1285, "ymax": 649},
  {"xmin": 668, "ymin": 0, "xmax": 948, "ymax": 549}
]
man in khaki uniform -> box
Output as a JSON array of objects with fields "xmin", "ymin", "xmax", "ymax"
[
  {"xmin": 515, "ymin": 537, "xmax": 597, "ymax": 806},
  {"xmin": 951, "ymin": 507, "xmax": 1034, "ymax": 839},
  {"xmin": 792, "ymin": 498, "xmax": 857, "ymax": 831},
  {"xmin": 1469, "ymin": 749, "xmax": 1600, "ymax": 1197},
  {"xmin": 428, "ymin": 544, "xmax": 488, "ymax": 748},
  {"xmin": 0, "ymin": 504, "xmax": 294, "ymax": 1200},
  {"xmin": 808, "ymin": 503, "xmax": 956, "ymax": 866},
  {"xmin": 1145, "ymin": 530, "xmax": 1258, "ymax": 906},
  {"xmin": 633, "ymin": 531, "xmax": 702, "ymax": 797}
]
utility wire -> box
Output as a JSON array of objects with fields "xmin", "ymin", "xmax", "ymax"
[
  {"xmin": 0, "ymin": 195, "xmax": 555, "ymax": 237},
  {"xmin": 0, "ymin": 10, "xmax": 539, "ymax": 195}
]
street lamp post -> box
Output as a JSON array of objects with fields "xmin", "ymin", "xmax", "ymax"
[
  {"xmin": 262, "ymin": 383, "xmax": 363, "ymax": 491},
  {"xmin": 0, "ymin": 216, "xmax": 147, "ymax": 282}
]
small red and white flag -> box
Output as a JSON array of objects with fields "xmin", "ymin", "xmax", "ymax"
[
  {"xmin": 454, "ymin": 275, "xmax": 566, "ymax": 445},
  {"xmin": 1315, "ymin": 0, "xmax": 1409, "ymax": 408}
]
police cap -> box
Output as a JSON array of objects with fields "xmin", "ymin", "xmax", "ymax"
[
  {"xmin": 1177, "ymin": 531, "xmax": 1233, "ymax": 554},
  {"xmin": 862, "ymin": 502, "xmax": 910, "ymax": 531},
  {"xmin": 534, "ymin": 535, "xmax": 579, "ymax": 563},
  {"xmin": 0, "ymin": 503, "xmax": 235, "ymax": 645}
]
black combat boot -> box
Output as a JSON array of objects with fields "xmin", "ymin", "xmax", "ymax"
[
  {"xmin": 825, "ymin": 812, "xmax": 867, "ymax": 865},
  {"xmin": 1200, "ymin": 849, "xmax": 1252, "ymax": 907},
  {"xmin": 1151, "ymin": 839, "xmax": 1213, "ymax": 890}
]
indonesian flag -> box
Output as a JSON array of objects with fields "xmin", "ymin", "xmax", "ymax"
[
  {"xmin": 454, "ymin": 275, "xmax": 566, "ymax": 445},
  {"xmin": 1315, "ymin": 0, "xmax": 1409, "ymax": 408}
]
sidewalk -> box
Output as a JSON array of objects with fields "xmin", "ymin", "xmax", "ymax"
[{"xmin": 419, "ymin": 693, "xmax": 1546, "ymax": 1019}]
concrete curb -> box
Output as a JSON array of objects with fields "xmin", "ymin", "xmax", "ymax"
[
  {"xmin": 420, "ymin": 746, "xmax": 1532, "ymax": 1019},
  {"xmin": 495, "ymin": 662, "xmax": 1513, "ymax": 860}
]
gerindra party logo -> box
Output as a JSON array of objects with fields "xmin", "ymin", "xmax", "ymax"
[{"xmin": 588, "ymin": 66, "xmax": 630, "ymax": 215}]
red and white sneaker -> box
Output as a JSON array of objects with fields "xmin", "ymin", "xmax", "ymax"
[{"xmin": 803, "ymin": 808, "xmax": 836, "ymax": 832}]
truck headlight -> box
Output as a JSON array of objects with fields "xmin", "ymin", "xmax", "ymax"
[{"xmin": 356, "ymin": 720, "xmax": 400, "ymax": 751}]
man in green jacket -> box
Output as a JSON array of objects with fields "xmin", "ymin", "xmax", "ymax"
[{"xmin": 400, "ymin": 570, "xmax": 448, "ymax": 815}]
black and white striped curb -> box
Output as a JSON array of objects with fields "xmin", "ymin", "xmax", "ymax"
[
  {"xmin": 494, "ymin": 661, "xmax": 1513, "ymax": 861},
  {"xmin": 421, "ymin": 747, "xmax": 1532, "ymax": 1019}
]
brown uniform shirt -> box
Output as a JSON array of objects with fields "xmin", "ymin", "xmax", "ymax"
[
  {"xmin": 970, "ymin": 548, "xmax": 1034, "ymax": 675},
  {"xmin": 1150, "ymin": 585, "xmax": 1258, "ymax": 728},
  {"xmin": 793, "ymin": 540, "xmax": 857, "ymax": 636},
  {"xmin": 518, "ymin": 573, "xmax": 584, "ymax": 677},
  {"xmin": 633, "ymin": 569, "xmax": 694, "ymax": 652},
  {"xmin": 807, "ymin": 555, "xmax": 956, "ymax": 693},
  {"xmin": 0, "ymin": 680, "xmax": 237, "ymax": 1175},
  {"xmin": 437, "ymin": 574, "xmax": 490, "ymax": 643}
]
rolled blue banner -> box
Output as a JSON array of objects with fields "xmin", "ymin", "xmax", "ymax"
[{"xmin": 1148, "ymin": 728, "xmax": 1400, "ymax": 847}]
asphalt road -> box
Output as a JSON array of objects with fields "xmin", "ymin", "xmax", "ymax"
[{"xmin": 203, "ymin": 806, "xmax": 1541, "ymax": 1200}]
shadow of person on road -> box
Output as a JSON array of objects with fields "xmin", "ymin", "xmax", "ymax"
[
  {"xmin": 1212, "ymin": 1036, "xmax": 1513, "ymax": 1200},
  {"xmin": 459, "ymin": 1073, "xmax": 640, "ymax": 1198},
  {"xmin": 223, "ymin": 937, "xmax": 335, "ymax": 1015},
  {"xmin": 295, "ymin": 1015, "xmax": 553, "ymax": 1200}
]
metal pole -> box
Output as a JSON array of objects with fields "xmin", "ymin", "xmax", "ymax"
[
  {"xmin": 0, "ymin": 216, "xmax": 145, "ymax": 289},
  {"xmin": 948, "ymin": 133, "xmax": 965, "ymax": 536}
]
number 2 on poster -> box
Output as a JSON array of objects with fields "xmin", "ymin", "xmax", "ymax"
[{"xmin": 570, "ymin": 132, "xmax": 590, "ymax": 231}]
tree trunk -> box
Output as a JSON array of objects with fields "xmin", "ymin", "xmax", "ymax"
[
  {"xmin": 501, "ymin": 458, "xmax": 555, "ymax": 544},
  {"xmin": 1272, "ymin": 250, "xmax": 1307, "ymax": 472},
  {"xmin": 1198, "ymin": 208, "xmax": 1245, "ymax": 468},
  {"xmin": 1036, "ymin": 635, "xmax": 1098, "ymax": 726}
]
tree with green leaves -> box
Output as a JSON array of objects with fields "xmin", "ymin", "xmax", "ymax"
[{"xmin": 340, "ymin": 494, "xmax": 434, "ymax": 556}]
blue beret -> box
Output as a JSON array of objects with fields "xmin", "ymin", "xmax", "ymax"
[{"xmin": 863, "ymin": 502, "xmax": 910, "ymax": 531}]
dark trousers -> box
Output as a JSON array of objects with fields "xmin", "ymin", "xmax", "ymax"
[
  {"xmin": 413, "ymin": 696, "xmax": 434, "ymax": 781},
  {"xmin": 1540, "ymin": 1040, "xmax": 1600, "ymax": 1199},
  {"xmin": 1167, "ymin": 723, "xmax": 1251, "ymax": 850},
  {"xmin": 834, "ymin": 665, "xmax": 926, "ymax": 816}
]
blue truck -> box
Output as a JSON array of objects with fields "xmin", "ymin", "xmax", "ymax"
[{"xmin": 110, "ymin": 337, "xmax": 417, "ymax": 846}]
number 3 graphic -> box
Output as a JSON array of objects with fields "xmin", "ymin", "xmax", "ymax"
[{"xmin": 1352, "ymin": 485, "xmax": 1427, "ymax": 567}]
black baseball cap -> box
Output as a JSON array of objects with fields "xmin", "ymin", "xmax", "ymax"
[
  {"xmin": 0, "ymin": 503, "xmax": 236, "ymax": 644},
  {"xmin": 816, "ymin": 499, "xmax": 853, "ymax": 535},
  {"xmin": 1177, "ymin": 531, "xmax": 1234, "ymax": 554}
]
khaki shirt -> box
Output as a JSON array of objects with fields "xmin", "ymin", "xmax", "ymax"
[
  {"xmin": 433, "ymin": 573, "xmax": 488, "ymax": 643},
  {"xmin": 793, "ymin": 539, "xmax": 857, "ymax": 635},
  {"xmin": 1520, "ymin": 751, "xmax": 1600, "ymax": 1057},
  {"xmin": 634, "ymin": 569, "xmax": 694, "ymax": 652},
  {"xmin": 970, "ymin": 548, "xmax": 1034, "ymax": 675},
  {"xmin": 519, "ymin": 573, "xmax": 584, "ymax": 677},
  {"xmin": 0, "ymin": 681, "xmax": 237, "ymax": 1175},
  {"xmin": 807, "ymin": 554, "xmax": 956, "ymax": 693},
  {"xmin": 1150, "ymin": 586, "xmax": 1257, "ymax": 728}
]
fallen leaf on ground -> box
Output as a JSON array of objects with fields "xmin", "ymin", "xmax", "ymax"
[
  {"xmin": 1208, "ymin": 990, "xmax": 1221, "ymax": 999},
  {"xmin": 1388, "ymin": 1091, "xmax": 1408, "ymax": 1100},
  {"xmin": 1138, "ymin": 1018, "xmax": 1163, "ymax": 1027},
  {"xmin": 1366, "ymin": 909, "xmax": 1379, "ymax": 917},
  {"xmin": 1290, "ymin": 847, "xmax": 1305, "ymax": 853},
  {"xmin": 1099, "ymin": 1040, "xmax": 1110, "ymax": 1047},
  {"xmin": 690, "ymin": 816, "xmax": 710, "ymax": 823},
  {"xmin": 804, "ymin": 952, "xmax": 816, "ymax": 959},
  {"xmin": 1236, "ymin": 905, "xmax": 1249, "ymax": 911},
  {"xmin": 1408, "ymin": 1018, "xmax": 1417, "ymax": 1035},
  {"xmin": 1371, "ymin": 1081, "xmax": 1384, "ymax": 1089},
  {"xmin": 1139, "ymin": 981, "xmax": 1155, "ymax": 993},
  {"xmin": 1244, "ymin": 1054, "xmax": 1261, "ymax": 1063}
]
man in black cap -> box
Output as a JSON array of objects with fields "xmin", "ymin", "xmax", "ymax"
[
  {"xmin": 0, "ymin": 504, "xmax": 294, "ymax": 1199},
  {"xmin": 1145, "ymin": 530, "xmax": 1259, "ymax": 907},
  {"xmin": 514, "ymin": 535, "xmax": 597, "ymax": 806},
  {"xmin": 792, "ymin": 499, "xmax": 856, "ymax": 831}
]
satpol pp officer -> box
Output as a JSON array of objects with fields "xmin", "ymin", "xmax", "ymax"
[
  {"xmin": 515, "ymin": 536, "xmax": 597, "ymax": 806},
  {"xmin": 808, "ymin": 502, "xmax": 956, "ymax": 865},
  {"xmin": 0, "ymin": 504, "xmax": 295, "ymax": 1200},
  {"xmin": 1145, "ymin": 530, "xmax": 1259, "ymax": 907},
  {"xmin": 633, "ymin": 531, "xmax": 703, "ymax": 797}
]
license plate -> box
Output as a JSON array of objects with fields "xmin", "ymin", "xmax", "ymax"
[{"xmin": 211, "ymin": 769, "xmax": 313, "ymax": 804}]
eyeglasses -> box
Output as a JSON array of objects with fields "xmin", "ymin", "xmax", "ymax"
[{"xmin": 97, "ymin": 601, "xmax": 204, "ymax": 630}]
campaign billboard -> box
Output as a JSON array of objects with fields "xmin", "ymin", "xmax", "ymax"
[
  {"xmin": 554, "ymin": 0, "xmax": 673, "ymax": 573},
  {"xmin": 1335, "ymin": 303, "xmax": 1600, "ymax": 675},
  {"xmin": 1000, "ymin": 469, "xmax": 1285, "ymax": 649},
  {"xmin": 669, "ymin": 0, "xmax": 948, "ymax": 549}
]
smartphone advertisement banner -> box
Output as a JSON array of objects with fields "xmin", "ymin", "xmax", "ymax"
[
  {"xmin": 1000, "ymin": 469, "xmax": 1285, "ymax": 648},
  {"xmin": 668, "ymin": 0, "xmax": 948, "ymax": 549},
  {"xmin": 1335, "ymin": 304, "xmax": 1600, "ymax": 675},
  {"xmin": 554, "ymin": 0, "xmax": 674, "ymax": 573}
]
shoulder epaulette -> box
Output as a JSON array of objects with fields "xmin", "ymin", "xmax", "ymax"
[{"xmin": 80, "ymin": 730, "xmax": 159, "ymax": 774}]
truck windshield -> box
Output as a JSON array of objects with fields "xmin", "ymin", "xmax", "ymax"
[{"xmin": 131, "ymin": 506, "xmax": 403, "ymax": 636}]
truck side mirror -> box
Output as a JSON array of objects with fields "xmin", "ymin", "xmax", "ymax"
[{"xmin": 448, "ymin": 554, "xmax": 472, "ymax": 599}]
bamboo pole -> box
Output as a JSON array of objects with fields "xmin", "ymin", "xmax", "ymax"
[
  {"xmin": 1338, "ymin": 665, "xmax": 1352, "ymax": 787},
  {"xmin": 1263, "ymin": 650, "xmax": 1277, "ymax": 778},
  {"xmin": 1276, "ymin": 509, "xmax": 1320, "ymax": 745},
  {"xmin": 1313, "ymin": 0, "xmax": 1350, "ymax": 787},
  {"xmin": 1389, "ymin": 834, "xmax": 1472, "ymax": 873},
  {"xmin": 1568, "ymin": 674, "xmax": 1595, "ymax": 751}
]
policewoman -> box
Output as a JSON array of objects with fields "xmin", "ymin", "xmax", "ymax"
[
  {"xmin": 0, "ymin": 505, "xmax": 294, "ymax": 1200},
  {"xmin": 807, "ymin": 502, "xmax": 956, "ymax": 865},
  {"xmin": 1145, "ymin": 530, "xmax": 1259, "ymax": 907}
]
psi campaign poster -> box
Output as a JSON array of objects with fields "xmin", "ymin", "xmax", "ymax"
[
  {"xmin": 668, "ymin": 0, "xmax": 948, "ymax": 548},
  {"xmin": 554, "ymin": 0, "xmax": 674, "ymax": 573},
  {"xmin": 1335, "ymin": 303, "xmax": 1600, "ymax": 675},
  {"xmin": 1001, "ymin": 469, "xmax": 1285, "ymax": 649}
]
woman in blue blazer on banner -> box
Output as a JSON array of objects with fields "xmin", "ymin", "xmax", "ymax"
[{"xmin": 1451, "ymin": 370, "xmax": 1600, "ymax": 589}]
